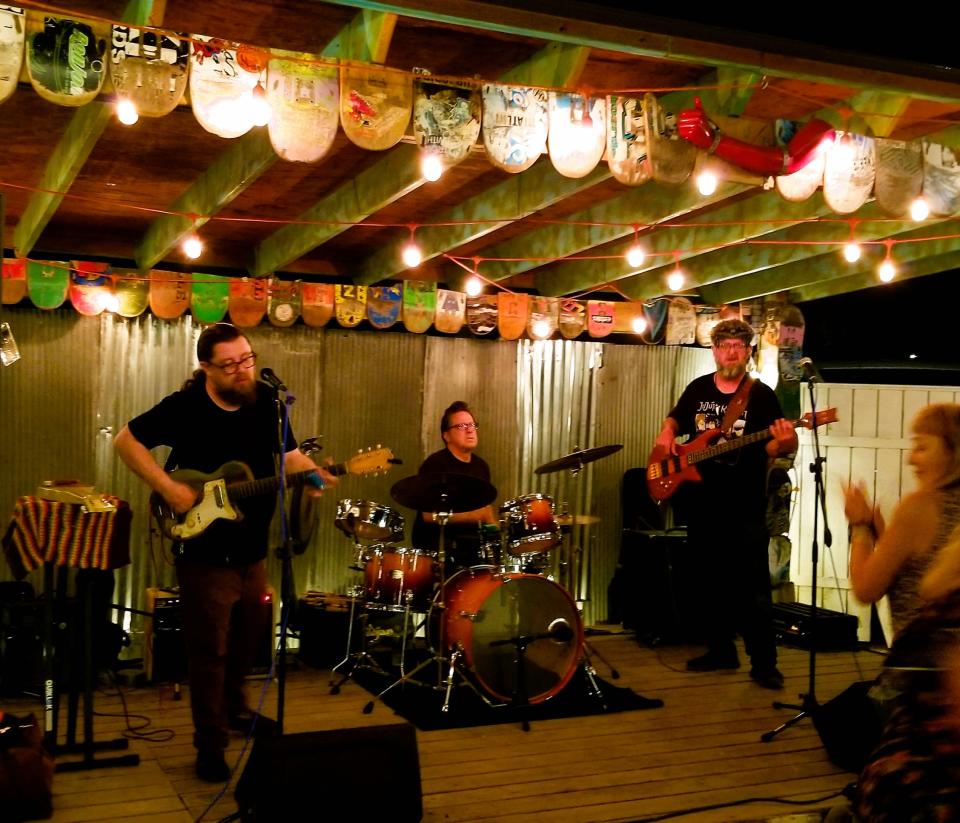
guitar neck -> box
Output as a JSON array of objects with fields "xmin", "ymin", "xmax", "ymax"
[
  {"xmin": 231, "ymin": 462, "xmax": 347, "ymax": 500},
  {"xmin": 686, "ymin": 418, "xmax": 803, "ymax": 466}
]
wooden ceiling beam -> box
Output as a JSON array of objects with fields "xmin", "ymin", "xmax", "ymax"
[
  {"xmin": 254, "ymin": 41, "xmax": 591, "ymax": 277},
  {"xmin": 134, "ymin": 9, "xmax": 397, "ymax": 273}
]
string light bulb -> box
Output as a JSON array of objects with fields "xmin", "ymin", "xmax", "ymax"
[
  {"xmin": 631, "ymin": 314, "xmax": 648, "ymax": 334},
  {"xmin": 666, "ymin": 268, "xmax": 685, "ymax": 292},
  {"xmin": 625, "ymin": 225, "xmax": 645, "ymax": 268},
  {"xmin": 116, "ymin": 98, "xmax": 139, "ymax": 126},
  {"xmin": 421, "ymin": 152, "xmax": 443, "ymax": 182},
  {"xmin": 842, "ymin": 220, "xmax": 861, "ymax": 263},
  {"xmin": 401, "ymin": 226, "xmax": 422, "ymax": 269},
  {"xmin": 531, "ymin": 318, "xmax": 552, "ymax": 339},
  {"xmin": 878, "ymin": 241, "xmax": 896, "ymax": 282},
  {"xmin": 183, "ymin": 233, "xmax": 203, "ymax": 259},
  {"xmin": 696, "ymin": 169, "xmax": 718, "ymax": 196},
  {"xmin": 910, "ymin": 196, "xmax": 930, "ymax": 222},
  {"xmin": 248, "ymin": 82, "xmax": 272, "ymax": 127},
  {"xmin": 465, "ymin": 276, "xmax": 483, "ymax": 297}
]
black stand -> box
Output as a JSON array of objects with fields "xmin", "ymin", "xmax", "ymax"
[{"xmin": 762, "ymin": 378, "xmax": 831, "ymax": 743}]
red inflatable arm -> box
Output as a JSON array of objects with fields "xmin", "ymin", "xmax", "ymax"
[{"xmin": 677, "ymin": 98, "xmax": 835, "ymax": 176}]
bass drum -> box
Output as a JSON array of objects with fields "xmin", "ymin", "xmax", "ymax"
[{"xmin": 430, "ymin": 566, "xmax": 583, "ymax": 704}]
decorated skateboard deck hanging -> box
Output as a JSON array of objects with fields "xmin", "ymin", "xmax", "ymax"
[
  {"xmin": 413, "ymin": 76, "xmax": 481, "ymax": 167},
  {"xmin": 435, "ymin": 288, "xmax": 466, "ymax": 334},
  {"xmin": 822, "ymin": 131, "xmax": 875, "ymax": 215},
  {"xmin": 611, "ymin": 301, "xmax": 644, "ymax": 334},
  {"xmin": 334, "ymin": 284, "xmax": 366, "ymax": 328},
  {"xmin": 639, "ymin": 298, "xmax": 668, "ymax": 344},
  {"xmin": 267, "ymin": 52, "xmax": 338, "ymax": 163},
  {"xmin": 773, "ymin": 119, "xmax": 828, "ymax": 202},
  {"xmin": 366, "ymin": 284, "xmax": 402, "ymax": 329},
  {"xmin": 1, "ymin": 258, "xmax": 26, "ymax": 305},
  {"xmin": 112, "ymin": 270, "xmax": 149, "ymax": 318},
  {"xmin": 191, "ymin": 273, "xmax": 230, "ymax": 324},
  {"xmin": 497, "ymin": 292, "xmax": 529, "ymax": 340},
  {"xmin": 229, "ymin": 277, "xmax": 268, "ymax": 327},
  {"xmin": 149, "ymin": 270, "xmax": 191, "ymax": 320},
  {"xmin": 110, "ymin": 26, "xmax": 189, "ymax": 118},
  {"xmin": 190, "ymin": 35, "xmax": 260, "ymax": 139},
  {"xmin": 643, "ymin": 93, "xmax": 696, "ymax": 185},
  {"xmin": 482, "ymin": 84, "xmax": 548, "ymax": 173},
  {"xmin": 606, "ymin": 95, "xmax": 651, "ymax": 186},
  {"xmin": 466, "ymin": 294, "xmax": 498, "ymax": 336},
  {"xmin": 923, "ymin": 141, "xmax": 960, "ymax": 216},
  {"xmin": 874, "ymin": 138, "xmax": 923, "ymax": 218},
  {"xmin": 26, "ymin": 11, "xmax": 108, "ymax": 107},
  {"xmin": 27, "ymin": 261, "xmax": 69, "ymax": 310},
  {"xmin": 558, "ymin": 298, "xmax": 586, "ymax": 339},
  {"xmin": 548, "ymin": 92, "xmax": 605, "ymax": 179},
  {"xmin": 340, "ymin": 64, "xmax": 412, "ymax": 151},
  {"xmin": 268, "ymin": 277, "xmax": 301, "ymax": 327},
  {"xmin": 527, "ymin": 295, "xmax": 559, "ymax": 339},
  {"xmin": 665, "ymin": 296, "xmax": 696, "ymax": 345},
  {"xmin": 301, "ymin": 283, "xmax": 335, "ymax": 328},
  {"xmin": 776, "ymin": 302, "xmax": 805, "ymax": 418},
  {"xmin": 586, "ymin": 300, "xmax": 614, "ymax": 338},
  {"xmin": 695, "ymin": 305, "xmax": 722, "ymax": 347},
  {"xmin": 0, "ymin": 6, "xmax": 25, "ymax": 105},
  {"xmin": 402, "ymin": 280, "xmax": 436, "ymax": 333},
  {"xmin": 69, "ymin": 261, "xmax": 112, "ymax": 316}
]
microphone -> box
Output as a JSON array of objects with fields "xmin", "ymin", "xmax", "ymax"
[
  {"xmin": 260, "ymin": 367, "xmax": 287, "ymax": 392},
  {"xmin": 798, "ymin": 357, "xmax": 824, "ymax": 383}
]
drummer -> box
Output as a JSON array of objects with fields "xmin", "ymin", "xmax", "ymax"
[{"xmin": 411, "ymin": 401, "xmax": 497, "ymax": 572}]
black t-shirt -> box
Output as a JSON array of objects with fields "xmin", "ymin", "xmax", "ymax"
[
  {"xmin": 668, "ymin": 374, "xmax": 783, "ymax": 520},
  {"xmin": 410, "ymin": 448, "xmax": 492, "ymax": 555},
  {"xmin": 128, "ymin": 379, "xmax": 296, "ymax": 565}
]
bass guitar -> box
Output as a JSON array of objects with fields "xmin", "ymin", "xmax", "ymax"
[
  {"xmin": 151, "ymin": 446, "xmax": 397, "ymax": 541},
  {"xmin": 646, "ymin": 409, "xmax": 837, "ymax": 502}
]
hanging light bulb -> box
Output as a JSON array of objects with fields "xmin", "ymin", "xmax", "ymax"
[
  {"xmin": 248, "ymin": 82, "xmax": 272, "ymax": 127},
  {"xmin": 843, "ymin": 242, "xmax": 862, "ymax": 263},
  {"xmin": 183, "ymin": 234, "xmax": 203, "ymax": 260},
  {"xmin": 631, "ymin": 314, "xmax": 648, "ymax": 334},
  {"xmin": 465, "ymin": 276, "xmax": 483, "ymax": 297},
  {"xmin": 626, "ymin": 244, "xmax": 645, "ymax": 268},
  {"xmin": 421, "ymin": 152, "xmax": 443, "ymax": 182},
  {"xmin": 666, "ymin": 267, "xmax": 685, "ymax": 292},
  {"xmin": 531, "ymin": 318, "xmax": 552, "ymax": 339},
  {"xmin": 910, "ymin": 196, "xmax": 930, "ymax": 222},
  {"xmin": 401, "ymin": 226, "xmax": 422, "ymax": 269},
  {"xmin": 116, "ymin": 98, "xmax": 139, "ymax": 126},
  {"xmin": 878, "ymin": 241, "xmax": 896, "ymax": 282},
  {"xmin": 696, "ymin": 169, "xmax": 718, "ymax": 196}
]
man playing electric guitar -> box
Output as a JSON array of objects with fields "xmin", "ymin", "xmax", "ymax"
[
  {"xmin": 652, "ymin": 318, "xmax": 797, "ymax": 690},
  {"xmin": 114, "ymin": 323, "xmax": 336, "ymax": 782}
]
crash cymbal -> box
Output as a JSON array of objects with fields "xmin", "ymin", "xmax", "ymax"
[
  {"xmin": 391, "ymin": 472, "xmax": 497, "ymax": 513},
  {"xmin": 556, "ymin": 513, "xmax": 601, "ymax": 527},
  {"xmin": 534, "ymin": 444, "xmax": 623, "ymax": 475}
]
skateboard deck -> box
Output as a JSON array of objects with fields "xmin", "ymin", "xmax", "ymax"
[
  {"xmin": 301, "ymin": 282, "xmax": 335, "ymax": 327},
  {"xmin": 777, "ymin": 303, "xmax": 805, "ymax": 384},
  {"xmin": 26, "ymin": 11, "xmax": 107, "ymax": 107},
  {"xmin": 228, "ymin": 277, "xmax": 268, "ymax": 327},
  {"xmin": 527, "ymin": 295, "xmax": 559, "ymax": 338},
  {"xmin": 665, "ymin": 296, "xmax": 696, "ymax": 345},
  {"xmin": 874, "ymin": 138, "xmax": 923, "ymax": 217},
  {"xmin": 644, "ymin": 93, "xmax": 696, "ymax": 185},
  {"xmin": 755, "ymin": 300, "xmax": 783, "ymax": 388},
  {"xmin": 110, "ymin": 26, "xmax": 189, "ymax": 117},
  {"xmin": 112, "ymin": 270, "xmax": 149, "ymax": 317},
  {"xmin": 923, "ymin": 141, "xmax": 960, "ymax": 216},
  {"xmin": 586, "ymin": 300, "xmax": 614, "ymax": 338},
  {"xmin": 548, "ymin": 92, "xmax": 606, "ymax": 178},
  {"xmin": 823, "ymin": 131, "xmax": 875, "ymax": 214},
  {"xmin": 435, "ymin": 288, "xmax": 466, "ymax": 334},
  {"xmin": 774, "ymin": 119, "xmax": 825, "ymax": 202},
  {"xmin": 27, "ymin": 261, "xmax": 69, "ymax": 309},
  {"xmin": 466, "ymin": 294, "xmax": 497, "ymax": 336},
  {"xmin": 497, "ymin": 292, "xmax": 529, "ymax": 340},
  {"xmin": 482, "ymin": 84, "xmax": 548, "ymax": 173},
  {"xmin": 190, "ymin": 34, "xmax": 258, "ymax": 138},
  {"xmin": 611, "ymin": 301, "xmax": 644, "ymax": 334},
  {"xmin": 607, "ymin": 94, "xmax": 651, "ymax": 186},
  {"xmin": 402, "ymin": 280, "xmax": 436, "ymax": 333},
  {"xmin": 558, "ymin": 298, "xmax": 586, "ymax": 339},
  {"xmin": 695, "ymin": 305, "xmax": 722, "ymax": 347},
  {"xmin": 69, "ymin": 261, "xmax": 112, "ymax": 316},
  {"xmin": 268, "ymin": 277, "xmax": 301, "ymax": 327},
  {"xmin": 340, "ymin": 64, "xmax": 412, "ymax": 151},
  {"xmin": 334, "ymin": 284, "xmax": 366, "ymax": 328},
  {"xmin": 413, "ymin": 76, "xmax": 481, "ymax": 166},
  {"xmin": 149, "ymin": 270, "xmax": 191, "ymax": 320},
  {"xmin": 639, "ymin": 298, "xmax": 668, "ymax": 344},
  {"xmin": 1, "ymin": 258, "xmax": 26, "ymax": 305},
  {"xmin": 267, "ymin": 52, "xmax": 338, "ymax": 163},
  {"xmin": 0, "ymin": 6, "xmax": 24, "ymax": 105},
  {"xmin": 737, "ymin": 299, "xmax": 763, "ymax": 345},
  {"xmin": 190, "ymin": 273, "xmax": 230, "ymax": 324},
  {"xmin": 366, "ymin": 284, "xmax": 402, "ymax": 329}
]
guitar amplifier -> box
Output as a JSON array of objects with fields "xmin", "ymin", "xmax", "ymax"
[
  {"xmin": 297, "ymin": 593, "xmax": 360, "ymax": 669},
  {"xmin": 773, "ymin": 602, "xmax": 860, "ymax": 651}
]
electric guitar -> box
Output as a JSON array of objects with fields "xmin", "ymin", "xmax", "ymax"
[
  {"xmin": 151, "ymin": 446, "xmax": 397, "ymax": 541},
  {"xmin": 646, "ymin": 409, "xmax": 837, "ymax": 502}
]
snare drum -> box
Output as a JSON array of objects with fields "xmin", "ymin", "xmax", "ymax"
[
  {"xmin": 500, "ymin": 493, "xmax": 560, "ymax": 557},
  {"xmin": 335, "ymin": 499, "xmax": 405, "ymax": 543},
  {"xmin": 364, "ymin": 546, "xmax": 437, "ymax": 612}
]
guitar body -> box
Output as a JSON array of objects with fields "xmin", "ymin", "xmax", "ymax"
[
  {"xmin": 151, "ymin": 462, "xmax": 253, "ymax": 541},
  {"xmin": 646, "ymin": 430, "xmax": 725, "ymax": 502}
]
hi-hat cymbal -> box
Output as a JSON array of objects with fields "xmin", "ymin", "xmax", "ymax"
[
  {"xmin": 556, "ymin": 513, "xmax": 601, "ymax": 527},
  {"xmin": 391, "ymin": 472, "xmax": 497, "ymax": 513},
  {"xmin": 534, "ymin": 444, "xmax": 623, "ymax": 475}
]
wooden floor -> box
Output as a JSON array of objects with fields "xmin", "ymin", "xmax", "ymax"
[{"xmin": 4, "ymin": 631, "xmax": 883, "ymax": 823}]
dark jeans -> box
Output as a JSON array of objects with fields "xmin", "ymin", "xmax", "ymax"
[{"xmin": 176, "ymin": 560, "xmax": 268, "ymax": 752}]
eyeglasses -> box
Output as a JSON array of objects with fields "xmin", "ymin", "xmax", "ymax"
[
  {"xmin": 714, "ymin": 341, "xmax": 749, "ymax": 352},
  {"xmin": 447, "ymin": 423, "xmax": 479, "ymax": 432},
  {"xmin": 208, "ymin": 351, "xmax": 257, "ymax": 374}
]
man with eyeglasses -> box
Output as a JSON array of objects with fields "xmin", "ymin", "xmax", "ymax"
[
  {"xmin": 652, "ymin": 318, "xmax": 797, "ymax": 690},
  {"xmin": 114, "ymin": 323, "xmax": 334, "ymax": 782},
  {"xmin": 412, "ymin": 400, "xmax": 497, "ymax": 572}
]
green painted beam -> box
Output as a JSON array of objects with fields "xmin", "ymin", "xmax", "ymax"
[
  {"xmin": 135, "ymin": 10, "xmax": 397, "ymax": 272},
  {"xmin": 255, "ymin": 42, "xmax": 591, "ymax": 277},
  {"xmin": 848, "ymin": 90, "xmax": 913, "ymax": 138},
  {"xmin": 13, "ymin": 0, "xmax": 156, "ymax": 258},
  {"xmin": 315, "ymin": 0, "xmax": 960, "ymax": 103},
  {"xmin": 712, "ymin": 67, "xmax": 761, "ymax": 117}
]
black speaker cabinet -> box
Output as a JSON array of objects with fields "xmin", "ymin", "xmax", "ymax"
[
  {"xmin": 812, "ymin": 680, "xmax": 882, "ymax": 773},
  {"xmin": 235, "ymin": 723, "xmax": 422, "ymax": 822}
]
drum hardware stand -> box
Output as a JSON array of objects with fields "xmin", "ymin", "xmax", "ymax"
[{"xmin": 329, "ymin": 587, "xmax": 388, "ymax": 694}]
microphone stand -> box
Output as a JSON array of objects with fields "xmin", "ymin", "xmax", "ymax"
[{"xmin": 762, "ymin": 375, "xmax": 831, "ymax": 743}]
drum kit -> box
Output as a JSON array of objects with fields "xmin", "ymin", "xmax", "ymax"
[{"xmin": 328, "ymin": 444, "xmax": 622, "ymax": 715}]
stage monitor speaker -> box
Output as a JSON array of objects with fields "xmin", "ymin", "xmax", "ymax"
[
  {"xmin": 235, "ymin": 723, "xmax": 422, "ymax": 822},
  {"xmin": 812, "ymin": 679, "xmax": 882, "ymax": 773}
]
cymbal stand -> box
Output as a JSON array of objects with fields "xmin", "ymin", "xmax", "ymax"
[{"xmin": 329, "ymin": 586, "xmax": 386, "ymax": 695}]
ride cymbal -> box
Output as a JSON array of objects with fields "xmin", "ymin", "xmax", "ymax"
[{"xmin": 534, "ymin": 444, "xmax": 623, "ymax": 475}]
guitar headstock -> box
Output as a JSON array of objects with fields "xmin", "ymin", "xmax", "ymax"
[
  {"xmin": 797, "ymin": 408, "xmax": 838, "ymax": 429},
  {"xmin": 345, "ymin": 446, "xmax": 398, "ymax": 477}
]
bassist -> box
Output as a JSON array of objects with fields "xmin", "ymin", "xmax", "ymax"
[
  {"xmin": 652, "ymin": 318, "xmax": 796, "ymax": 690},
  {"xmin": 114, "ymin": 323, "xmax": 335, "ymax": 782}
]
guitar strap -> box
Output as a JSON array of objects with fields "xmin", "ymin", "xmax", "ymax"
[{"xmin": 719, "ymin": 375, "xmax": 755, "ymax": 436}]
